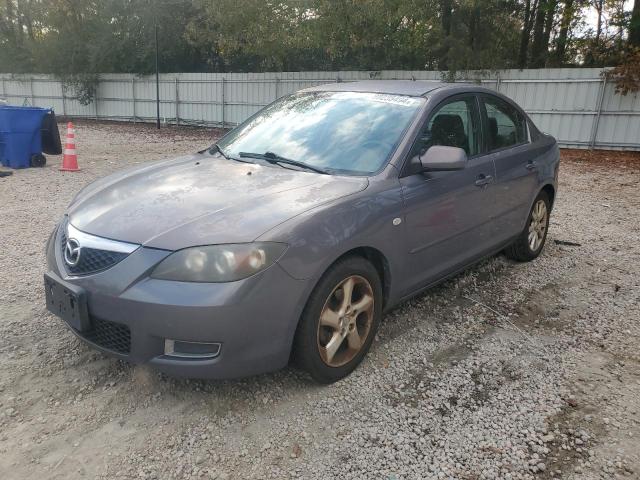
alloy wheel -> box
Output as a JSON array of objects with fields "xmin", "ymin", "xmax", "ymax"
[
  {"xmin": 528, "ymin": 199, "xmax": 548, "ymax": 251},
  {"xmin": 317, "ymin": 275, "xmax": 374, "ymax": 367}
]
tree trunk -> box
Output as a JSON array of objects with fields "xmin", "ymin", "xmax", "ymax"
[
  {"xmin": 518, "ymin": 0, "xmax": 537, "ymax": 68},
  {"xmin": 595, "ymin": 0, "xmax": 603, "ymax": 43},
  {"xmin": 2, "ymin": 0, "xmax": 17, "ymax": 42},
  {"xmin": 469, "ymin": 0, "xmax": 480, "ymax": 51},
  {"xmin": 630, "ymin": 0, "xmax": 640, "ymax": 47},
  {"xmin": 553, "ymin": 0, "xmax": 574, "ymax": 65},
  {"xmin": 23, "ymin": 0, "xmax": 35, "ymax": 40},
  {"xmin": 439, "ymin": 0, "xmax": 453, "ymax": 70},
  {"xmin": 541, "ymin": 0, "xmax": 557, "ymax": 63},
  {"xmin": 585, "ymin": 0, "xmax": 604, "ymax": 65},
  {"xmin": 529, "ymin": 0, "xmax": 548, "ymax": 67}
]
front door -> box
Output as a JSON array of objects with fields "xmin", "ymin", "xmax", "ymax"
[{"xmin": 399, "ymin": 94, "xmax": 497, "ymax": 295}]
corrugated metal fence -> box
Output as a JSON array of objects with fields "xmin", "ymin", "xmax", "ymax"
[{"xmin": 1, "ymin": 68, "xmax": 639, "ymax": 150}]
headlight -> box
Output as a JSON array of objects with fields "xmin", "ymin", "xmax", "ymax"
[{"xmin": 150, "ymin": 243, "xmax": 287, "ymax": 282}]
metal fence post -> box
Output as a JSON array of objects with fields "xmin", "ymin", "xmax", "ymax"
[
  {"xmin": 175, "ymin": 78, "xmax": 179, "ymax": 126},
  {"xmin": 589, "ymin": 74, "xmax": 607, "ymax": 150},
  {"xmin": 1, "ymin": 76, "xmax": 6, "ymax": 100},
  {"xmin": 132, "ymin": 77, "xmax": 136, "ymax": 123},
  {"xmin": 275, "ymin": 76, "xmax": 280, "ymax": 100},
  {"xmin": 221, "ymin": 77, "xmax": 226, "ymax": 129},
  {"xmin": 495, "ymin": 72, "xmax": 501, "ymax": 92},
  {"xmin": 61, "ymin": 81, "xmax": 66, "ymax": 116},
  {"xmin": 30, "ymin": 77, "xmax": 35, "ymax": 106},
  {"xmin": 94, "ymin": 82, "xmax": 99, "ymax": 120}
]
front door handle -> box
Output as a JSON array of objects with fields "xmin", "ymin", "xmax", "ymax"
[
  {"xmin": 526, "ymin": 161, "xmax": 538, "ymax": 171},
  {"xmin": 475, "ymin": 174, "xmax": 493, "ymax": 187}
]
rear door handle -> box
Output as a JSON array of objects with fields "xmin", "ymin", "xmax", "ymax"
[
  {"xmin": 526, "ymin": 161, "xmax": 537, "ymax": 171},
  {"xmin": 475, "ymin": 174, "xmax": 493, "ymax": 187}
]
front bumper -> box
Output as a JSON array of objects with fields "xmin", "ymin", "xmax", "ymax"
[{"xmin": 46, "ymin": 225, "xmax": 312, "ymax": 379}]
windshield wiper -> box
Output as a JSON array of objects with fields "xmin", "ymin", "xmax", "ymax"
[
  {"xmin": 209, "ymin": 144, "xmax": 254, "ymax": 164},
  {"xmin": 239, "ymin": 151, "xmax": 329, "ymax": 175}
]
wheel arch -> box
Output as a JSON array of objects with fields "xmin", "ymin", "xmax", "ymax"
[
  {"xmin": 540, "ymin": 183, "xmax": 556, "ymax": 209},
  {"xmin": 328, "ymin": 246, "xmax": 392, "ymax": 310}
]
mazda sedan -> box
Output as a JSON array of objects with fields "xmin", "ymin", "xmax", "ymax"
[{"xmin": 45, "ymin": 81, "xmax": 559, "ymax": 383}]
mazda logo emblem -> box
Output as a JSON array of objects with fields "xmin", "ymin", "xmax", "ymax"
[{"xmin": 64, "ymin": 238, "xmax": 81, "ymax": 266}]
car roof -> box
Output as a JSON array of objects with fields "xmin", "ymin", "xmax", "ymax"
[{"xmin": 301, "ymin": 80, "xmax": 463, "ymax": 97}]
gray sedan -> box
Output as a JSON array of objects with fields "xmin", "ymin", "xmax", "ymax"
[{"xmin": 45, "ymin": 81, "xmax": 559, "ymax": 383}]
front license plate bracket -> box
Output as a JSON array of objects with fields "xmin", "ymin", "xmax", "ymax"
[{"xmin": 44, "ymin": 273, "xmax": 90, "ymax": 331}]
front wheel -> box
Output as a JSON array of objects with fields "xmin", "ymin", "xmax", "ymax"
[
  {"xmin": 505, "ymin": 190, "xmax": 551, "ymax": 262},
  {"xmin": 293, "ymin": 256, "xmax": 382, "ymax": 384}
]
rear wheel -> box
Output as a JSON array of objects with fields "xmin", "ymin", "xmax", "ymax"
[
  {"xmin": 293, "ymin": 256, "xmax": 382, "ymax": 383},
  {"xmin": 505, "ymin": 191, "xmax": 550, "ymax": 262}
]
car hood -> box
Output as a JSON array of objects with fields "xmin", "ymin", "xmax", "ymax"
[{"xmin": 67, "ymin": 152, "xmax": 368, "ymax": 250}]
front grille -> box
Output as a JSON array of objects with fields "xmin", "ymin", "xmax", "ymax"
[
  {"xmin": 80, "ymin": 316, "xmax": 131, "ymax": 355},
  {"xmin": 60, "ymin": 228, "xmax": 128, "ymax": 276}
]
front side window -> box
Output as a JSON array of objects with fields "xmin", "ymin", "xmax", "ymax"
[
  {"xmin": 420, "ymin": 97, "xmax": 479, "ymax": 157},
  {"xmin": 482, "ymin": 96, "xmax": 527, "ymax": 151},
  {"xmin": 217, "ymin": 91, "xmax": 425, "ymax": 175}
]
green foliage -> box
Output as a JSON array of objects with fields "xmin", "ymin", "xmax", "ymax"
[
  {"xmin": 59, "ymin": 73, "xmax": 99, "ymax": 106},
  {"xmin": 0, "ymin": 0, "xmax": 637, "ymax": 79},
  {"xmin": 1, "ymin": 0, "xmax": 205, "ymax": 75}
]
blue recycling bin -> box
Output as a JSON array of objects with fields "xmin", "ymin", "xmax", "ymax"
[{"xmin": 0, "ymin": 106, "xmax": 51, "ymax": 169}]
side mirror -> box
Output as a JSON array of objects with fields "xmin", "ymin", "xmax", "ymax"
[{"xmin": 420, "ymin": 145, "xmax": 467, "ymax": 171}]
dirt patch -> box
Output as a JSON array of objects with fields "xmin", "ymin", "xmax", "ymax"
[{"xmin": 560, "ymin": 148, "xmax": 640, "ymax": 170}]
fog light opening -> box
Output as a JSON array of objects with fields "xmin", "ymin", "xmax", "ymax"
[{"xmin": 164, "ymin": 339, "xmax": 221, "ymax": 359}]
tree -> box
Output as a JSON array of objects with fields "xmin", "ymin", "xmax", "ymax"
[
  {"xmin": 607, "ymin": 0, "xmax": 640, "ymax": 95},
  {"xmin": 529, "ymin": 0, "xmax": 557, "ymax": 67},
  {"xmin": 518, "ymin": 0, "xmax": 538, "ymax": 68},
  {"xmin": 608, "ymin": 48, "xmax": 640, "ymax": 94},
  {"xmin": 0, "ymin": 0, "xmax": 636, "ymax": 76},
  {"xmin": 439, "ymin": 0, "xmax": 453, "ymax": 70},
  {"xmin": 631, "ymin": 0, "xmax": 640, "ymax": 47},
  {"xmin": 551, "ymin": 0, "xmax": 575, "ymax": 65}
]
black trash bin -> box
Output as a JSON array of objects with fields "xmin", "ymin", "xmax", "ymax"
[{"xmin": 41, "ymin": 110, "xmax": 62, "ymax": 156}]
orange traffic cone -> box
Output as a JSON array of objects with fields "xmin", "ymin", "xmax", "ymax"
[{"xmin": 60, "ymin": 122, "xmax": 80, "ymax": 171}]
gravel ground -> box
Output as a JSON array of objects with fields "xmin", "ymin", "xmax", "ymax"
[{"xmin": 0, "ymin": 121, "xmax": 639, "ymax": 480}]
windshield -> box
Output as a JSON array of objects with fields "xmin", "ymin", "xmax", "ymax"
[{"xmin": 216, "ymin": 91, "xmax": 425, "ymax": 175}]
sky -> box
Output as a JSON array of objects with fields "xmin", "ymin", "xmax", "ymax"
[{"xmin": 582, "ymin": 0, "xmax": 634, "ymax": 34}]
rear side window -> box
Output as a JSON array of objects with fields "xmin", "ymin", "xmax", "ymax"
[{"xmin": 482, "ymin": 96, "xmax": 527, "ymax": 151}]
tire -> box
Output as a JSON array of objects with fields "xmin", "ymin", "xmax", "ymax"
[
  {"xmin": 30, "ymin": 153, "xmax": 46, "ymax": 167},
  {"xmin": 293, "ymin": 256, "xmax": 382, "ymax": 384},
  {"xmin": 505, "ymin": 190, "xmax": 550, "ymax": 262}
]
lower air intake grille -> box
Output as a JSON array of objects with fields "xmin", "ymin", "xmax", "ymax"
[{"xmin": 82, "ymin": 317, "xmax": 131, "ymax": 355}]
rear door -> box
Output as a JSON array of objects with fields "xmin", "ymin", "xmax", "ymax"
[
  {"xmin": 398, "ymin": 94, "xmax": 497, "ymax": 293},
  {"xmin": 479, "ymin": 94, "xmax": 538, "ymax": 243}
]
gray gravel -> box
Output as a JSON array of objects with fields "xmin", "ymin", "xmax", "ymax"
[{"xmin": 0, "ymin": 121, "xmax": 638, "ymax": 479}]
